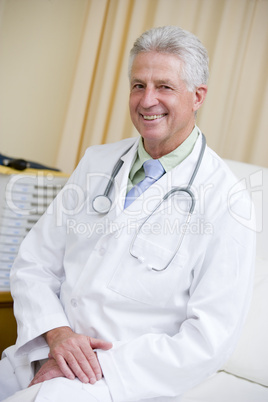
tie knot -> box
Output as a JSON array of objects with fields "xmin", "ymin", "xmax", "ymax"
[{"xmin": 143, "ymin": 159, "xmax": 165, "ymax": 180}]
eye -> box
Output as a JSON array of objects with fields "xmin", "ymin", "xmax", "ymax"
[
  {"xmin": 132, "ymin": 83, "xmax": 144, "ymax": 90},
  {"xmin": 159, "ymin": 85, "xmax": 172, "ymax": 90}
]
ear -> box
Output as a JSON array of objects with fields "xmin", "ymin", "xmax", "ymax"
[{"xmin": 193, "ymin": 85, "xmax": 207, "ymax": 112}]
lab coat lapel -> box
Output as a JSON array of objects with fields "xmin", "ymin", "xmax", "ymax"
[
  {"xmin": 105, "ymin": 138, "xmax": 139, "ymax": 222},
  {"xmin": 107, "ymin": 132, "xmax": 205, "ymax": 235}
]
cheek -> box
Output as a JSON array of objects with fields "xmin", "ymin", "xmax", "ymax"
[
  {"xmin": 172, "ymin": 97, "xmax": 194, "ymax": 119},
  {"xmin": 129, "ymin": 96, "xmax": 135, "ymax": 113},
  {"xmin": 129, "ymin": 95, "xmax": 140, "ymax": 119},
  {"xmin": 183, "ymin": 93, "xmax": 195, "ymax": 111}
]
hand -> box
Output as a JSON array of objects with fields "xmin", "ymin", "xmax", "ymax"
[
  {"xmin": 44, "ymin": 326, "xmax": 113, "ymax": 384},
  {"xmin": 29, "ymin": 357, "xmax": 64, "ymax": 387}
]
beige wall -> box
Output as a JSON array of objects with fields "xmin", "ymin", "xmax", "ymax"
[
  {"xmin": 0, "ymin": 0, "xmax": 267, "ymax": 173},
  {"xmin": 0, "ymin": 0, "xmax": 88, "ymax": 168}
]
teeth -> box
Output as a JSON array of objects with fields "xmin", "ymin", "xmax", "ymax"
[{"xmin": 143, "ymin": 114, "xmax": 165, "ymax": 120}]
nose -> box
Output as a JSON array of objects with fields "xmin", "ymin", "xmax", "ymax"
[{"xmin": 140, "ymin": 88, "xmax": 159, "ymax": 109}]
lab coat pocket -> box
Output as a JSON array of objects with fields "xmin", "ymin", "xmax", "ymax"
[{"xmin": 107, "ymin": 239, "xmax": 186, "ymax": 307}]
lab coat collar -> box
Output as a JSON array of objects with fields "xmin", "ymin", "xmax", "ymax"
[
  {"xmin": 107, "ymin": 131, "xmax": 206, "ymax": 235},
  {"xmin": 106, "ymin": 137, "xmax": 139, "ymax": 220}
]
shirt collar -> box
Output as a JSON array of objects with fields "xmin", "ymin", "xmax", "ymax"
[{"xmin": 130, "ymin": 125, "xmax": 199, "ymax": 181}]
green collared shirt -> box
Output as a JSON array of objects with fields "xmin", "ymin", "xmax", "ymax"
[{"xmin": 127, "ymin": 126, "xmax": 199, "ymax": 192}]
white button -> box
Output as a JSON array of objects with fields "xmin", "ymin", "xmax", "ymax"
[
  {"xmin": 99, "ymin": 247, "xmax": 106, "ymax": 256},
  {"xmin": 71, "ymin": 298, "xmax": 78, "ymax": 308}
]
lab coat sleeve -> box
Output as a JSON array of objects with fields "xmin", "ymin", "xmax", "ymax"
[
  {"xmin": 97, "ymin": 191, "xmax": 256, "ymax": 401},
  {"xmin": 10, "ymin": 155, "xmax": 88, "ymax": 361},
  {"xmin": 10, "ymin": 209, "xmax": 69, "ymax": 361},
  {"xmin": 9, "ymin": 138, "xmax": 136, "ymax": 364}
]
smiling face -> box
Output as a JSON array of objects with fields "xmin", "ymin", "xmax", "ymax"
[{"xmin": 129, "ymin": 51, "xmax": 207, "ymax": 158}]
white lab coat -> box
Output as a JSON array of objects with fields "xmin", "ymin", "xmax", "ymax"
[{"xmin": 5, "ymin": 132, "xmax": 255, "ymax": 401}]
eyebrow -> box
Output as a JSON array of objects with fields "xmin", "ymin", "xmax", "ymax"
[
  {"xmin": 130, "ymin": 78, "xmax": 174, "ymax": 86},
  {"xmin": 130, "ymin": 77, "xmax": 144, "ymax": 85}
]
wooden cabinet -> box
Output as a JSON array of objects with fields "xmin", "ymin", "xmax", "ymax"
[{"xmin": 0, "ymin": 292, "xmax": 17, "ymax": 356}]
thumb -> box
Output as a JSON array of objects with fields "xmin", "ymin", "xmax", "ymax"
[{"xmin": 89, "ymin": 337, "xmax": 113, "ymax": 351}]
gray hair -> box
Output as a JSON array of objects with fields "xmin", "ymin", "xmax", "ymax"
[{"xmin": 129, "ymin": 26, "xmax": 209, "ymax": 92}]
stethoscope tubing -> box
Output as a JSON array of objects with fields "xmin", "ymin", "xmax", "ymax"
[
  {"xmin": 92, "ymin": 146, "xmax": 133, "ymax": 214},
  {"xmin": 129, "ymin": 133, "xmax": 206, "ymax": 271},
  {"xmin": 92, "ymin": 133, "xmax": 206, "ymax": 271}
]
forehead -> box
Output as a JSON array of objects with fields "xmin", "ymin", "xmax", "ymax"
[{"xmin": 130, "ymin": 51, "xmax": 183, "ymax": 81}]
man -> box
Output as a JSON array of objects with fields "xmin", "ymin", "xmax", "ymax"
[{"xmin": 0, "ymin": 26, "xmax": 255, "ymax": 402}]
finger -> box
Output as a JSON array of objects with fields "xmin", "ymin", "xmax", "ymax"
[
  {"xmin": 51, "ymin": 337, "xmax": 94, "ymax": 383},
  {"xmin": 89, "ymin": 337, "xmax": 113, "ymax": 351},
  {"xmin": 72, "ymin": 348, "xmax": 100, "ymax": 383},
  {"xmin": 58, "ymin": 349, "xmax": 95, "ymax": 384},
  {"xmin": 84, "ymin": 338, "xmax": 112, "ymax": 380},
  {"xmin": 64, "ymin": 337, "xmax": 103, "ymax": 382},
  {"xmin": 84, "ymin": 350, "xmax": 103, "ymax": 381},
  {"xmin": 29, "ymin": 368, "xmax": 61, "ymax": 386},
  {"xmin": 29, "ymin": 360, "xmax": 64, "ymax": 387},
  {"xmin": 54, "ymin": 353, "xmax": 76, "ymax": 381}
]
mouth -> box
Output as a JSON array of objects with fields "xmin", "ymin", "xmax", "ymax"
[{"xmin": 141, "ymin": 113, "xmax": 167, "ymax": 121}]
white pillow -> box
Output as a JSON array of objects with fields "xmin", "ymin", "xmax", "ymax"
[{"xmin": 223, "ymin": 258, "xmax": 268, "ymax": 386}]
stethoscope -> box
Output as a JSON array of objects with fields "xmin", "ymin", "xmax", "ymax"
[{"xmin": 92, "ymin": 133, "xmax": 206, "ymax": 271}]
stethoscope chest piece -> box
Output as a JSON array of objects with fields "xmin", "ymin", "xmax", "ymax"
[{"xmin": 92, "ymin": 195, "xmax": 112, "ymax": 214}]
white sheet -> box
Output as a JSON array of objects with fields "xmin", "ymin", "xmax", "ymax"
[{"xmin": 181, "ymin": 371, "xmax": 268, "ymax": 402}]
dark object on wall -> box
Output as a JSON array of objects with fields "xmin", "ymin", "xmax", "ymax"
[{"xmin": 0, "ymin": 153, "xmax": 60, "ymax": 171}]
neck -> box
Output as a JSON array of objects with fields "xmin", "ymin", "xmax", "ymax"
[{"xmin": 143, "ymin": 126, "xmax": 195, "ymax": 159}]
